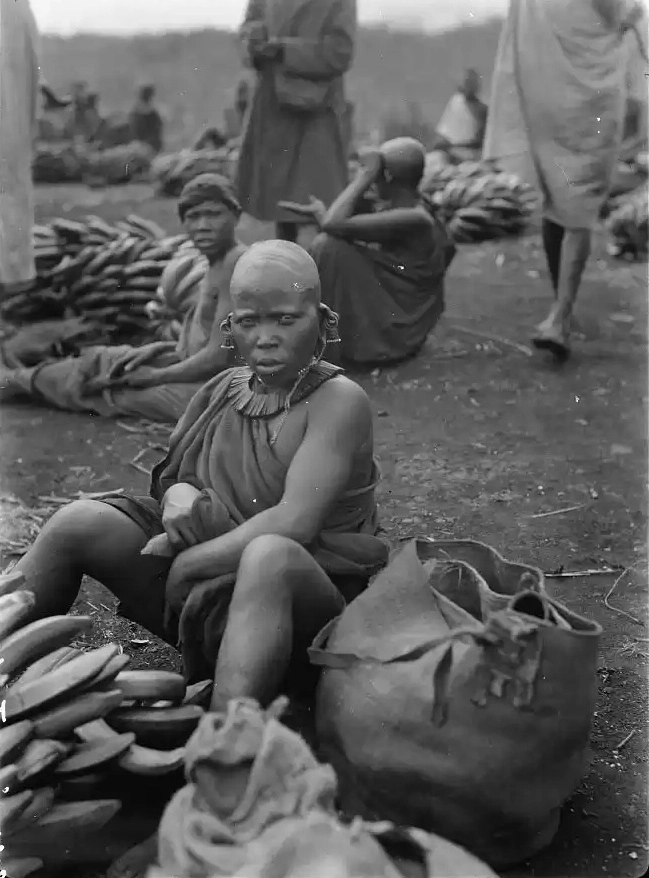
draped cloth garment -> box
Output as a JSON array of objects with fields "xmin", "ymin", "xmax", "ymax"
[
  {"xmin": 309, "ymin": 220, "xmax": 452, "ymax": 366},
  {"xmin": 483, "ymin": 0, "xmax": 643, "ymax": 228},
  {"xmin": 138, "ymin": 363, "xmax": 388, "ymax": 681},
  {"xmin": 0, "ymin": 0, "xmax": 40, "ymax": 292}
]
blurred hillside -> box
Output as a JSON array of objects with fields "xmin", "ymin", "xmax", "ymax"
[{"xmin": 41, "ymin": 19, "xmax": 503, "ymax": 150}]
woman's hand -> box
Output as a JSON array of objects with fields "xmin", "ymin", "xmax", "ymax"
[
  {"xmin": 112, "ymin": 365, "xmax": 161, "ymax": 389},
  {"xmin": 254, "ymin": 38, "xmax": 284, "ymax": 61},
  {"xmin": 107, "ymin": 342, "xmax": 175, "ymax": 381},
  {"xmin": 161, "ymin": 483, "xmax": 203, "ymax": 551},
  {"xmin": 358, "ymin": 149, "xmax": 384, "ymax": 180},
  {"xmin": 165, "ymin": 550, "xmax": 196, "ymax": 596},
  {"xmin": 278, "ymin": 196, "xmax": 327, "ymax": 227}
]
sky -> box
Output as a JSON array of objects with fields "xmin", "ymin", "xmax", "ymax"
[{"xmin": 29, "ymin": 0, "xmax": 510, "ymax": 35}]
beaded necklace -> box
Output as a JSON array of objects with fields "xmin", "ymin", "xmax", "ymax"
[{"xmin": 225, "ymin": 360, "xmax": 342, "ymax": 446}]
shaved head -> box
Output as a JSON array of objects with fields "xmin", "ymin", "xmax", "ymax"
[
  {"xmin": 230, "ymin": 240, "xmax": 321, "ymax": 303},
  {"xmin": 380, "ymin": 137, "xmax": 426, "ymax": 188}
]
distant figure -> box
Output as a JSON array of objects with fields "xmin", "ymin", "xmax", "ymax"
[
  {"xmin": 84, "ymin": 92, "xmax": 106, "ymax": 144},
  {"xmin": 129, "ymin": 84, "xmax": 164, "ymax": 154},
  {"xmin": 434, "ymin": 69, "xmax": 488, "ymax": 163},
  {"xmin": 0, "ymin": 0, "xmax": 39, "ymax": 298},
  {"xmin": 484, "ymin": 0, "xmax": 648, "ymax": 360},
  {"xmin": 236, "ymin": 0, "xmax": 357, "ymax": 242},
  {"xmin": 223, "ymin": 77, "xmax": 251, "ymax": 141},
  {"xmin": 63, "ymin": 80, "xmax": 94, "ymax": 141},
  {"xmin": 280, "ymin": 138, "xmax": 456, "ymax": 367}
]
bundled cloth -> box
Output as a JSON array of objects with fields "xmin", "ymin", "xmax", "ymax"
[
  {"xmin": 151, "ymin": 698, "xmax": 496, "ymax": 878},
  {"xmin": 312, "ymin": 539, "xmax": 602, "ymax": 868}
]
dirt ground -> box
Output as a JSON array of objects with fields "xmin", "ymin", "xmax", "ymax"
[{"xmin": 1, "ymin": 184, "xmax": 647, "ymax": 877}]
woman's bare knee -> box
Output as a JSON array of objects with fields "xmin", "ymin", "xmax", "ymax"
[
  {"xmin": 38, "ymin": 499, "xmax": 106, "ymax": 548},
  {"xmin": 40, "ymin": 500, "xmax": 148, "ymax": 566},
  {"xmin": 237, "ymin": 534, "xmax": 311, "ymax": 590},
  {"xmin": 235, "ymin": 534, "xmax": 343, "ymax": 619}
]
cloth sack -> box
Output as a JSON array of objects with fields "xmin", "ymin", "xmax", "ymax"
[
  {"xmin": 152, "ymin": 696, "xmax": 496, "ymax": 878},
  {"xmin": 311, "ymin": 539, "xmax": 602, "ymax": 868},
  {"xmin": 150, "ymin": 816, "xmax": 497, "ymax": 878}
]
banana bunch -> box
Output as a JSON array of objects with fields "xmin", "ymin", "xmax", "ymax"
[
  {"xmin": 420, "ymin": 159, "xmax": 487, "ymax": 195},
  {"xmin": 605, "ymin": 183, "xmax": 648, "ymax": 261},
  {"xmin": 81, "ymin": 142, "xmax": 154, "ymax": 188},
  {"xmin": 420, "ymin": 160, "xmax": 538, "ymax": 244},
  {"xmin": 145, "ymin": 246, "xmax": 208, "ymax": 342},
  {"xmin": 32, "ymin": 142, "xmax": 84, "ymax": 185},
  {"xmin": 2, "ymin": 214, "xmax": 192, "ymax": 341},
  {"xmin": 152, "ymin": 146, "xmax": 237, "ymax": 197},
  {"xmin": 0, "ymin": 572, "xmax": 209, "ymax": 869},
  {"xmin": 33, "ymin": 141, "xmax": 153, "ymax": 188}
]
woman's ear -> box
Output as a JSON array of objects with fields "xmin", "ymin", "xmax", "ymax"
[{"xmin": 318, "ymin": 303, "xmax": 341, "ymax": 344}]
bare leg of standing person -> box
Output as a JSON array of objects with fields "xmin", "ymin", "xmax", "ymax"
[
  {"xmin": 540, "ymin": 218, "xmax": 585, "ymax": 339},
  {"xmin": 541, "ymin": 218, "xmax": 564, "ymax": 293},
  {"xmin": 533, "ymin": 227, "xmax": 591, "ymax": 360}
]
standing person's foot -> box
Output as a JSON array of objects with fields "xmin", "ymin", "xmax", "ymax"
[{"xmin": 532, "ymin": 318, "xmax": 571, "ymax": 362}]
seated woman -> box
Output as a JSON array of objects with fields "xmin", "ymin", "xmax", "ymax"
[
  {"xmin": 280, "ymin": 137, "xmax": 455, "ymax": 368},
  {"xmin": 432, "ymin": 69, "xmax": 488, "ymax": 164}
]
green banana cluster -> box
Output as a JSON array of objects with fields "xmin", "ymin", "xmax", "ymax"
[
  {"xmin": 421, "ymin": 160, "xmax": 538, "ymax": 244},
  {"xmin": 152, "ymin": 146, "xmax": 238, "ymax": 197},
  {"xmin": 2, "ymin": 215, "xmax": 192, "ymax": 341}
]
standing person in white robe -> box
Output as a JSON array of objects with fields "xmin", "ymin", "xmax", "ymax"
[
  {"xmin": 0, "ymin": 0, "xmax": 40, "ymax": 298},
  {"xmin": 484, "ymin": 0, "xmax": 648, "ymax": 361}
]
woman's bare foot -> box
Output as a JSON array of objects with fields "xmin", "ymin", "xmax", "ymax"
[{"xmin": 532, "ymin": 318, "xmax": 571, "ymax": 362}]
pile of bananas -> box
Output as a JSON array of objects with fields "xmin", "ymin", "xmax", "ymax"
[
  {"xmin": 0, "ymin": 570, "xmax": 209, "ymax": 873},
  {"xmin": 1, "ymin": 214, "xmax": 196, "ymax": 341},
  {"xmin": 33, "ymin": 141, "xmax": 154, "ymax": 188},
  {"xmin": 605, "ymin": 183, "xmax": 648, "ymax": 261},
  {"xmin": 32, "ymin": 142, "xmax": 84, "ymax": 184},
  {"xmin": 152, "ymin": 146, "xmax": 238, "ymax": 197},
  {"xmin": 145, "ymin": 246, "xmax": 208, "ymax": 341},
  {"xmin": 81, "ymin": 142, "xmax": 155, "ymax": 188},
  {"xmin": 420, "ymin": 160, "xmax": 538, "ymax": 244}
]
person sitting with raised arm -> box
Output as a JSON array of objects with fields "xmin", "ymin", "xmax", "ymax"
[{"xmin": 281, "ymin": 137, "xmax": 455, "ymax": 367}]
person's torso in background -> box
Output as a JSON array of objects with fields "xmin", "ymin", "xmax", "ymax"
[{"xmin": 176, "ymin": 244, "xmax": 247, "ymax": 359}]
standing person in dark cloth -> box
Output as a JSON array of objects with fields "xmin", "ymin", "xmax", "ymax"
[
  {"xmin": 129, "ymin": 84, "xmax": 165, "ymax": 154},
  {"xmin": 281, "ymin": 137, "xmax": 455, "ymax": 367},
  {"xmin": 236, "ymin": 0, "xmax": 356, "ymax": 243}
]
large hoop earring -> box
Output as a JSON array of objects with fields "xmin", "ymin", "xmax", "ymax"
[
  {"xmin": 220, "ymin": 314, "xmax": 235, "ymax": 350},
  {"xmin": 320, "ymin": 304, "xmax": 341, "ymax": 345}
]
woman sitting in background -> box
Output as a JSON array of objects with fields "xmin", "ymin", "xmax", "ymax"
[{"xmin": 280, "ymin": 137, "xmax": 455, "ymax": 368}]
